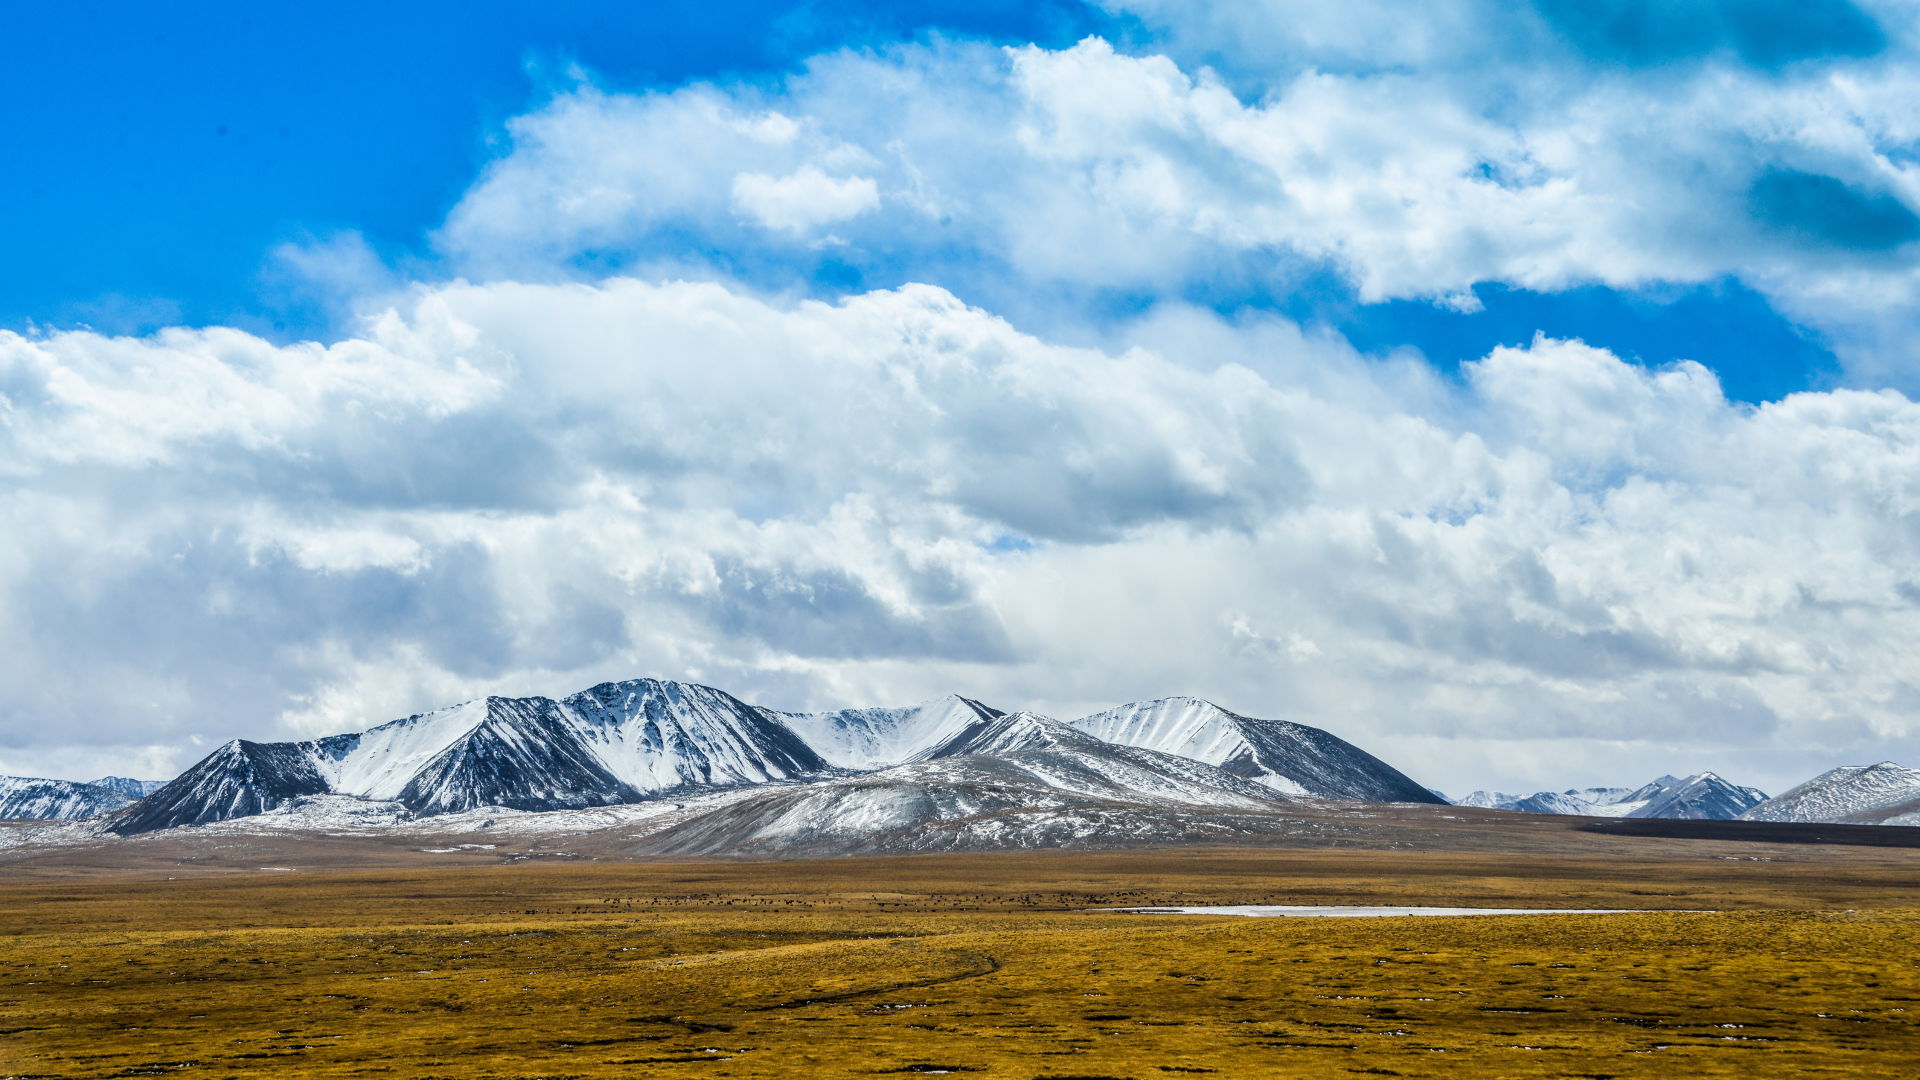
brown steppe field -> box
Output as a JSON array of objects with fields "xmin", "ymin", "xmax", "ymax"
[{"xmin": 4, "ymin": 814, "xmax": 1919, "ymax": 1078}]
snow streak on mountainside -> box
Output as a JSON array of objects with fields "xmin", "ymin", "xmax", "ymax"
[
  {"xmin": 86, "ymin": 777, "xmax": 170, "ymax": 798},
  {"xmin": 108, "ymin": 679, "xmax": 827, "ymax": 833},
  {"xmin": 1741, "ymin": 763, "xmax": 1920, "ymax": 825},
  {"xmin": 309, "ymin": 698, "xmax": 492, "ymax": 800},
  {"xmin": 771, "ymin": 695, "xmax": 1003, "ymax": 768},
  {"xmin": 0, "ymin": 776, "xmax": 135, "ymax": 820},
  {"xmin": 631, "ymin": 711, "xmax": 1304, "ymax": 856},
  {"xmin": 1068, "ymin": 697, "xmax": 1441, "ymax": 803},
  {"xmin": 1455, "ymin": 774, "xmax": 1767, "ymax": 820}
]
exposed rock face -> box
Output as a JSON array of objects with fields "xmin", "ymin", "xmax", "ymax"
[{"xmin": 109, "ymin": 740, "xmax": 331, "ymax": 833}]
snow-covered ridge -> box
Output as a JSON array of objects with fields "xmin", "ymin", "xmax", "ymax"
[
  {"xmin": 1455, "ymin": 773, "xmax": 1768, "ymax": 821},
  {"xmin": 631, "ymin": 710, "xmax": 1303, "ymax": 857},
  {"xmin": 87, "ymin": 776, "xmax": 170, "ymax": 798},
  {"xmin": 1068, "ymin": 696, "xmax": 1441, "ymax": 803},
  {"xmin": 0, "ymin": 776, "xmax": 136, "ymax": 820},
  {"xmin": 1741, "ymin": 762, "xmax": 1920, "ymax": 825},
  {"xmin": 102, "ymin": 682, "xmax": 1447, "ymax": 835},
  {"xmin": 109, "ymin": 678, "xmax": 826, "ymax": 833}
]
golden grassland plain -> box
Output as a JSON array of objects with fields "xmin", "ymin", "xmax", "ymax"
[{"xmin": 4, "ymin": 848, "xmax": 1919, "ymax": 1078}]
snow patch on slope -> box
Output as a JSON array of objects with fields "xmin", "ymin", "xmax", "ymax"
[
  {"xmin": 772, "ymin": 695, "xmax": 1002, "ymax": 769},
  {"xmin": 313, "ymin": 698, "xmax": 490, "ymax": 800}
]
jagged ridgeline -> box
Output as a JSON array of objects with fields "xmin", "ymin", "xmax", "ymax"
[
  {"xmin": 1456, "ymin": 773, "xmax": 1772, "ymax": 821},
  {"xmin": 102, "ymin": 680, "xmax": 1444, "ymax": 835},
  {"xmin": 0, "ymin": 776, "xmax": 139, "ymax": 820}
]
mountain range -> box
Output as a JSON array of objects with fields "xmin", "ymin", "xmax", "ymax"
[
  {"xmin": 92, "ymin": 681, "xmax": 1445, "ymax": 836},
  {"xmin": 0, "ymin": 775, "xmax": 177, "ymax": 820},
  {"xmin": 109, "ymin": 680, "xmax": 826, "ymax": 833},
  {"xmin": 1456, "ymin": 773, "xmax": 1770, "ymax": 820},
  {"xmin": 11, "ymin": 678, "xmax": 1918, "ymax": 845},
  {"xmin": 0, "ymin": 777, "xmax": 134, "ymax": 820},
  {"xmin": 631, "ymin": 710, "xmax": 1319, "ymax": 856}
]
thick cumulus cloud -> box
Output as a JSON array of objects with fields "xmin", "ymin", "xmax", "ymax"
[
  {"xmin": 3, "ymin": 279, "xmax": 1917, "ymax": 792},
  {"xmin": 442, "ymin": 28, "xmax": 1920, "ymax": 383}
]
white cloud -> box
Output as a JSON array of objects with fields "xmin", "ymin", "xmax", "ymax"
[
  {"xmin": 2, "ymin": 277, "xmax": 1917, "ymax": 795},
  {"xmin": 434, "ymin": 35, "xmax": 1920, "ymax": 385},
  {"xmin": 732, "ymin": 166, "xmax": 880, "ymax": 232},
  {"xmin": 0, "ymin": 321, "xmax": 499, "ymax": 469}
]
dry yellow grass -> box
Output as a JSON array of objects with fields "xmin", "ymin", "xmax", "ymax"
[{"xmin": 5, "ymin": 850, "xmax": 1919, "ymax": 1078}]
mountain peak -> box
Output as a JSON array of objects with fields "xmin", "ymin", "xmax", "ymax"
[
  {"xmin": 917, "ymin": 711, "xmax": 1095, "ymax": 760},
  {"xmin": 86, "ymin": 776, "xmax": 170, "ymax": 798},
  {"xmin": 1069, "ymin": 697, "xmax": 1441, "ymax": 803}
]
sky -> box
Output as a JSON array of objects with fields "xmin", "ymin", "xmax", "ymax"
[{"xmin": 4, "ymin": 0, "xmax": 1920, "ymax": 799}]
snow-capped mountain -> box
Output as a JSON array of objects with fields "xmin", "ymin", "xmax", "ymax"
[
  {"xmin": 0, "ymin": 776, "xmax": 136, "ymax": 820},
  {"xmin": 1512, "ymin": 791, "xmax": 1598, "ymax": 815},
  {"xmin": 1740, "ymin": 762, "xmax": 1920, "ymax": 825},
  {"xmin": 1457, "ymin": 789, "xmax": 1617, "ymax": 814},
  {"xmin": 1455, "ymin": 773, "xmax": 1767, "ymax": 820},
  {"xmin": 770, "ymin": 695, "xmax": 1004, "ymax": 768},
  {"xmin": 103, "ymin": 679, "xmax": 1451, "ymax": 838},
  {"xmin": 86, "ymin": 776, "xmax": 170, "ymax": 798},
  {"xmin": 109, "ymin": 679, "xmax": 825, "ymax": 834},
  {"xmin": 1617, "ymin": 773, "xmax": 1769, "ymax": 820},
  {"xmin": 111, "ymin": 739, "xmax": 335, "ymax": 833},
  {"xmin": 1067, "ymin": 697, "xmax": 1442, "ymax": 803},
  {"xmin": 631, "ymin": 711, "xmax": 1302, "ymax": 857}
]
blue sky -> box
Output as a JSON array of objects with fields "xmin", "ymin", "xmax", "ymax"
[
  {"xmin": 3, "ymin": 1, "xmax": 1124, "ymax": 335},
  {"xmin": 4, "ymin": 0, "xmax": 1920, "ymax": 796},
  {"xmin": 6, "ymin": 0, "xmax": 1847, "ymax": 401}
]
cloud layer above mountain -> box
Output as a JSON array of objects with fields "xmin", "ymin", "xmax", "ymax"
[
  {"xmin": 442, "ymin": 21, "xmax": 1920, "ymax": 383},
  {"xmin": 4, "ymin": 1, "xmax": 1920, "ymax": 793}
]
